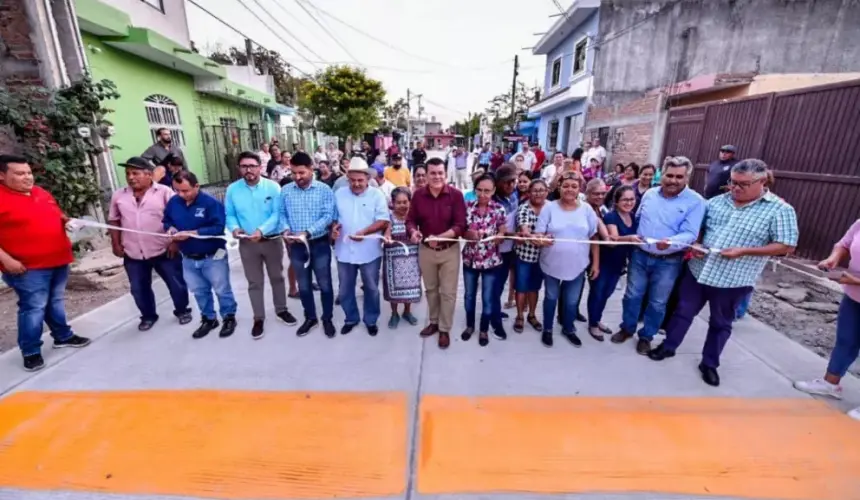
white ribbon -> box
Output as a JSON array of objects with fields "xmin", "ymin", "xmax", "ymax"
[
  {"xmin": 422, "ymin": 234, "xmax": 721, "ymax": 253},
  {"xmin": 349, "ymin": 233, "xmax": 412, "ymax": 256}
]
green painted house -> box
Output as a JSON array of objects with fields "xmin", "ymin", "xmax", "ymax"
[{"xmin": 74, "ymin": 0, "xmax": 294, "ymax": 185}]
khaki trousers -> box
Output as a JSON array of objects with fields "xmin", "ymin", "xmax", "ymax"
[
  {"xmin": 238, "ymin": 238, "xmax": 287, "ymax": 320},
  {"xmin": 418, "ymin": 244, "xmax": 461, "ymax": 333}
]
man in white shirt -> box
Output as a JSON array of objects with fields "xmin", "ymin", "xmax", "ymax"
[
  {"xmin": 520, "ymin": 142, "xmax": 538, "ymax": 172},
  {"xmin": 542, "ymin": 151, "xmax": 564, "ymax": 182},
  {"xmin": 331, "ymin": 157, "xmax": 390, "ymax": 336},
  {"xmin": 587, "ymin": 138, "xmax": 607, "ymax": 169}
]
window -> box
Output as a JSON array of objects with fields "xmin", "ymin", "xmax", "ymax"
[
  {"xmin": 548, "ymin": 120, "xmax": 559, "ymax": 149},
  {"xmin": 550, "ymin": 56, "xmax": 562, "ymax": 88},
  {"xmin": 144, "ymin": 95, "xmax": 185, "ymax": 146},
  {"xmin": 573, "ymin": 36, "xmax": 588, "ymax": 76},
  {"xmin": 140, "ymin": 0, "xmax": 164, "ymax": 12}
]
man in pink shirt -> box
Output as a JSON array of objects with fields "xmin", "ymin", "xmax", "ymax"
[{"xmin": 109, "ymin": 157, "xmax": 192, "ymax": 331}]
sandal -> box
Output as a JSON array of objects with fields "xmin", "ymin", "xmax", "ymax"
[
  {"xmin": 527, "ymin": 315, "xmax": 543, "ymax": 332},
  {"xmin": 513, "ymin": 316, "xmax": 524, "ymax": 333},
  {"xmin": 478, "ymin": 331, "xmax": 489, "ymax": 347}
]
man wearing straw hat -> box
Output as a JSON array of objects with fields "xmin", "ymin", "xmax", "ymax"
[{"xmin": 331, "ymin": 157, "xmax": 390, "ymax": 337}]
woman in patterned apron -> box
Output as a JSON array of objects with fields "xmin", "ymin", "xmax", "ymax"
[{"xmin": 383, "ymin": 187, "xmax": 421, "ymax": 329}]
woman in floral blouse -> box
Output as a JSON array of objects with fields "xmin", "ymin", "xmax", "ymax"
[
  {"xmin": 513, "ymin": 178, "xmax": 548, "ymax": 333},
  {"xmin": 461, "ymin": 174, "xmax": 508, "ymax": 346}
]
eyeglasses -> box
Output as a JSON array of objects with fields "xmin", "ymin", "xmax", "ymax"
[
  {"xmin": 238, "ymin": 163, "xmax": 260, "ymax": 169},
  {"xmin": 728, "ymin": 179, "xmax": 762, "ymax": 189}
]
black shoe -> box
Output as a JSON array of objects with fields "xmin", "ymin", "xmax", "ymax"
[
  {"xmin": 53, "ymin": 334, "xmax": 91, "ymax": 349},
  {"xmin": 277, "ymin": 310, "xmax": 297, "ymax": 326},
  {"xmin": 251, "ymin": 320, "xmax": 264, "ymax": 340},
  {"xmin": 648, "ymin": 343, "xmax": 676, "ymax": 361},
  {"xmin": 562, "ymin": 331, "xmax": 582, "ymax": 347},
  {"xmin": 312, "ymin": 282, "xmax": 320, "ymax": 291},
  {"xmin": 541, "ymin": 331, "xmax": 553, "ymax": 347},
  {"xmin": 478, "ymin": 332, "xmax": 489, "ymax": 347},
  {"xmin": 323, "ymin": 320, "xmax": 336, "ymax": 338},
  {"xmin": 492, "ymin": 327, "xmax": 507, "ymax": 340},
  {"xmin": 461, "ymin": 327, "xmax": 474, "ymax": 341},
  {"xmin": 500, "ymin": 311, "xmax": 509, "ymax": 320},
  {"xmin": 367, "ymin": 325, "xmax": 379, "ymax": 337},
  {"xmin": 177, "ymin": 311, "xmax": 193, "ymax": 325},
  {"xmin": 192, "ymin": 319, "xmax": 219, "ymax": 339},
  {"xmin": 575, "ymin": 312, "xmax": 587, "ymax": 322},
  {"xmin": 341, "ymin": 323, "xmax": 357, "ymax": 335},
  {"xmin": 296, "ymin": 319, "xmax": 319, "ymax": 337},
  {"xmin": 219, "ymin": 315, "xmax": 237, "ymax": 338},
  {"xmin": 335, "ymin": 296, "xmax": 341, "ymax": 306},
  {"xmin": 636, "ymin": 338, "xmax": 652, "ymax": 355},
  {"xmin": 699, "ymin": 363, "xmax": 720, "ymax": 387},
  {"xmin": 23, "ymin": 353, "xmax": 45, "ymax": 372},
  {"xmin": 138, "ymin": 319, "xmax": 157, "ymax": 331}
]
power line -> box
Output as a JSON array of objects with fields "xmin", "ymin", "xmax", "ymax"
[
  {"xmin": 241, "ymin": 0, "xmax": 326, "ymax": 69},
  {"xmin": 293, "ymin": 0, "xmax": 361, "ymax": 64}
]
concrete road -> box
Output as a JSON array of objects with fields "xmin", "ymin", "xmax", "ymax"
[{"xmin": 0, "ymin": 250, "xmax": 859, "ymax": 500}]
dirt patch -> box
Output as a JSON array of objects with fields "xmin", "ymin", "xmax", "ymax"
[
  {"xmin": 0, "ymin": 280, "xmax": 129, "ymax": 355},
  {"xmin": 747, "ymin": 264, "xmax": 856, "ymax": 376}
]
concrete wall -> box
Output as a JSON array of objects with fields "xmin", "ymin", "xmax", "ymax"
[
  {"xmin": 542, "ymin": 11, "xmax": 599, "ymax": 97},
  {"xmin": 748, "ymin": 72, "xmax": 860, "ymax": 95},
  {"xmin": 593, "ymin": 0, "xmax": 860, "ymax": 107},
  {"xmin": 101, "ymin": 0, "xmax": 190, "ymax": 47}
]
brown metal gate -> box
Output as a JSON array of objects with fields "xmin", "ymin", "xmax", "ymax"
[{"xmin": 662, "ymin": 79, "xmax": 860, "ymax": 260}]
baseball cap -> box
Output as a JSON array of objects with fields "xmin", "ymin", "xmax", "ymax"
[
  {"xmin": 720, "ymin": 145, "xmax": 737, "ymax": 153},
  {"xmin": 391, "ymin": 153, "xmax": 403, "ymax": 160},
  {"xmin": 118, "ymin": 157, "xmax": 154, "ymax": 171}
]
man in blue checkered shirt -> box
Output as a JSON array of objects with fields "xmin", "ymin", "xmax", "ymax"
[
  {"xmin": 279, "ymin": 151, "xmax": 336, "ymax": 338},
  {"xmin": 648, "ymin": 159, "xmax": 799, "ymax": 387}
]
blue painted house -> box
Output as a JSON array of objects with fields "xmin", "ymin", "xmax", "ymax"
[{"xmin": 530, "ymin": 0, "xmax": 599, "ymax": 155}]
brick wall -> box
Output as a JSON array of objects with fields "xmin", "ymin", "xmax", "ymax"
[
  {"xmin": 585, "ymin": 93, "xmax": 662, "ymax": 166},
  {"xmin": 605, "ymin": 123, "xmax": 654, "ymax": 167},
  {"xmin": 0, "ymin": 0, "xmax": 41, "ymax": 153}
]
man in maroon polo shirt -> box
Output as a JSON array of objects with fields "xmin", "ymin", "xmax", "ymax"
[
  {"xmin": 0, "ymin": 155, "xmax": 91, "ymax": 372},
  {"xmin": 406, "ymin": 157, "xmax": 466, "ymax": 349}
]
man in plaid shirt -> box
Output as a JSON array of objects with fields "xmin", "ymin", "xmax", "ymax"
[{"xmin": 648, "ymin": 159, "xmax": 798, "ymax": 387}]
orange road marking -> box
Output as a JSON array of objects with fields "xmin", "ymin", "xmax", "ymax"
[
  {"xmin": 0, "ymin": 390, "xmax": 407, "ymax": 499},
  {"xmin": 417, "ymin": 396, "xmax": 860, "ymax": 499}
]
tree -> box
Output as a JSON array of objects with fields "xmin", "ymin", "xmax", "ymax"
[
  {"xmin": 298, "ymin": 65, "xmax": 386, "ymax": 140},
  {"xmin": 451, "ymin": 113, "xmax": 482, "ymax": 139},
  {"xmin": 207, "ymin": 45, "xmax": 307, "ymax": 106},
  {"xmin": 380, "ymin": 97, "xmax": 408, "ymax": 133},
  {"xmin": 485, "ymin": 82, "xmax": 541, "ymax": 135}
]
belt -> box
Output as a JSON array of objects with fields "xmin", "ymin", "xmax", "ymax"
[
  {"xmin": 422, "ymin": 242, "xmax": 455, "ymax": 251},
  {"xmin": 638, "ymin": 248, "xmax": 683, "ymax": 260},
  {"xmin": 184, "ymin": 252, "xmax": 216, "ymax": 260}
]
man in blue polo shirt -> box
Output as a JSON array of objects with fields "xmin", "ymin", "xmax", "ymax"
[{"xmin": 164, "ymin": 170, "xmax": 238, "ymax": 339}]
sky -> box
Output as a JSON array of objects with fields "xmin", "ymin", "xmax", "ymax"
[{"xmin": 187, "ymin": 0, "xmax": 561, "ymax": 126}]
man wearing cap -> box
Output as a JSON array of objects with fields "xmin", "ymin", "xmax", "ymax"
[
  {"xmin": 407, "ymin": 157, "xmax": 467, "ymax": 349},
  {"xmin": 164, "ymin": 170, "xmax": 238, "ymax": 340},
  {"xmin": 109, "ymin": 157, "xmax": 192, "ymax": 332},
  {"xmin": 0, "ymin": 155, "xmax": 91, "ymax": 372},
  {"xmin": 703, "ymin": 145, "xmax": 739, "ymax": 199},
  {"xmin": 384, "ymin": 153, "xmax": 411, "ymax": 188},
  {"xmin": 278, "ymin": 151, "xmax": 337, "ymax": 338},
  {"xmin": 331, "ymin": 157, "xmax": 390, "ymax": 336},
  {"xmin": 225, "ymin": 151, "xmax": 297, "ymax": 340}
]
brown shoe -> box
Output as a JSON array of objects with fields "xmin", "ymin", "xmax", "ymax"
[
  {"xmin": 610, "ymin": 330, "xmax": 634, "ymax": 344},
  {"xmin": 438, "ymin": 331, "xmax": 450, "ymax": 349},
  {"xmin": 636, "ymin": 338, "xmax": 652, "ymax": 355},
  {"xmin": 420, "ymin": 323, "xmax": 439, "ymax": 337}
]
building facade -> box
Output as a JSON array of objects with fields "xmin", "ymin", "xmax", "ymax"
[
  {"xmin": 75, "ymin": 0, "xmax": 293, "ymax": 185},
  {"xmin": 585, "ymin": 0, "xmax": 860, "ymax": 167},
  {"xmin": 529, "ymin": 0, "xmax": 599, "ymax": 155}
]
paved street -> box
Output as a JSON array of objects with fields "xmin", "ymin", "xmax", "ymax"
[{"xmin": 1, "ymin": 250, "xmax": 859, "ymax": 500}]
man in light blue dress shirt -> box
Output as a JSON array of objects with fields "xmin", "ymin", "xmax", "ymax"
[
  {"xmin": 225, "ymin": 151, "xmax": 297, "ymax": 340},
  {"xmin": 331, "ymin": 157, "xmax": 390, "ymax": 336},
  {"xmin": 611, "ymin": 156, "xmax": 706, "ymax": 355},
  {"xmin": 279, "ymin": 152, "xmax": 336, "ymax": 338}
]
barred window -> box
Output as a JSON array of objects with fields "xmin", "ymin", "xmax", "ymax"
[{"xmin": 144, "ymin": 95, "xmax": 185, "ymax": 146}]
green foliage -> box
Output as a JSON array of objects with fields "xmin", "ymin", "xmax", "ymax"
[
  {"xmin": 451, "ymin": 113, "xmax": 483, "ymax": 138},
  {"xmin": 207, "ymin": 45, "xmax": 307, "ymax": 106},
  {"xmin": 298, "ymin": 65, "xmax": 386, "ymax": 140},
  {"xmin": 380, "ymin": 97, "xmax": 408, "ymax": 133},
  {"xmin": 0, "ymin": 74, "xmax": 119, "ymax": 216},
  {"xmin": 484, "ymin": 82, "xmax": 541, "ymax": 135}
]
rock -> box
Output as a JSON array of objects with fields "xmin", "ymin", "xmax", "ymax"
[
  {"xmin": 796, "ymin": 302, "xmax": 840, "ymax": 313},
  {"xmin": 775, "ymin": 288, "xmax": 808, "ymax": 304},
  {"xmin": 825, "ymin": 314, "xmax": 839, "ymax": 323},
  {"xmin": 777, "ymin": 282, "xmax": 794, "ymax": 289},
  {"xmin": 756, "ymin": 284, "xmax": 780, "ymax": 294},
  {"xmin": 70, "ymin": 247, "xmax": 123, "ymax": 275}
]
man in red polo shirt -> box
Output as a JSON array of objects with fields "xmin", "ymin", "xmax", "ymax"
[{"xmin": 0, "ymin": 155, "xmax": 91, "ymax": 371}]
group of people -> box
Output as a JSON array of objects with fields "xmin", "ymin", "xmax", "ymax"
[{"xmin": 2, "ymin": 132, "xmax": 860, "ymax": 419}]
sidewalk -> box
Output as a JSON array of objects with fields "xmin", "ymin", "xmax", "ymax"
[{"xmin": 0, "ymin": 250, "xmax": 858, "ymax": 500}]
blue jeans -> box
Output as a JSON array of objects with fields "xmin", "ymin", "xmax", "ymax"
[
  {"xmin": 463, "ymin": 265, "xmax": 500, "ymax": 331},
  {"xmin": 826, "ymin": 295, "xmax": 860, "ymax": 377},
  {"xmin": 735, "ymin": 290, "xmax": 753, "ymax": 319},
  {"xmin": 289, "ymin": 237, "xmax": 334, "ymax": 321},
  {"xmin": 492, "ymin": 251, "xmax": 515, "ymax": 320},
  {"xmin": 587, "ymin": 266, "xmax": 623, "ymax": 328},
  {"xmin": 124, "ymin": 253, "xmax": 190, "ymax": 322},
  {"xmin": 543, "ymin": 272, "xmax": 586, "ymax": 334},
  {"xmin": 2, "ymin": 266, "xmax": 74, "ymax": 356},
  {"xmin": 620, "ymin": 250, "xmax": 683, "ymax": 340},
  {"xmin": 514, "ymin": 257, "xmax": 543, "ymax": 292},
  {"xmin": 182, "ymin": 254, "xmax": 237, "ymax": 320},
  {"xmin": 338, "ymin": 258, "xmax": 382, "ymax": 327}
]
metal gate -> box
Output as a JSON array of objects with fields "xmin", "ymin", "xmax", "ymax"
[
  {"xmin": 662, "ymin": 79, "xmax": 860, "ymax": 260},
  {"xmin": 200, "ymin": 125, "xmax": 265, "ymax": 186}
]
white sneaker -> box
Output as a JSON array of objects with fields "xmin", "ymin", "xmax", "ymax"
[
  {"xmin": 793, "ymin": 378, "xmax": 843, "ymax": 400},
  {"xmin": 847, "ymin": 407, "xmax": 860, "ymax": 421}
]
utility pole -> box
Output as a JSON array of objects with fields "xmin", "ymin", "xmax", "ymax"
[
  {"xmin": 406, "ymin": 88, "xmax": 411, "ymax": 149},
  {"xmin": 510, "ymin": 55, "xmax": 519, "ymax": 131},
  {"xmin": 417, "ymin": 95, "xmax": 423, "ymax": 120}
]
